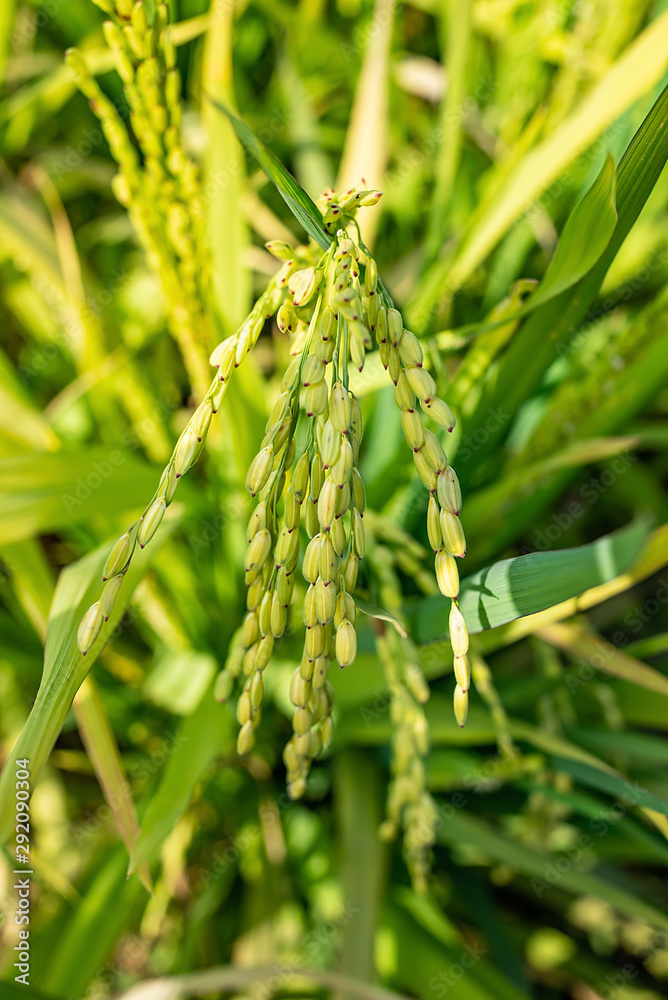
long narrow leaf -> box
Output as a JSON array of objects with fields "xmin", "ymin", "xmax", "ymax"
[
  {"xmin": 408, "ymin": 12, "xmax": 668, "ymax": 325},
  {"xmin": 442, "ymin": 153, "xmax": 618, "ymax": 337},
  {"xmin": 202, "ymin": 2, "xmax": 250, "ymax": 330},
  {"xmin": 458, "ymin": 81, "xmax": 668, "ymax": 481},
  {"xmin": 552, "ymin": 758, "xmax": 668, "ymax": 818},
  {"xmin": 435, "ymin": 811, "xmax": 668, "ymax": 930},
  {"xmin": 116, "ymin": 966, "xmax": 414, "ymax": 1000},
  {"xmin": 73, "ymin": 677, "xmax": 152, "ymax": 893},
  {"xmin": 204, "ymin": 95, "xmax": 331, "ymax": 250},
  {"xmin": 128, "ymin": 683, "xmax": 235, "ymax": 873},
  {"xmin": 406, "ymin": 519, "xmax": 647, "ymax": 641},
  {"xmin": 539, "ymin": 623, "xmax": 668, "ymax": 696},
  {"xmin": 0, "ymin": 519, "xmax": 177, "ymax": 844},
  {"xmin": 526, "ymin": 154, "xmax": 617, "ymax": 307},
  {"xmin": 0, "ymin": 448, "xmax": 161, "ymax": 544}
]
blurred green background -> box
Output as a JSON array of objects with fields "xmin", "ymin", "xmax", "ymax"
[{"xmin": 2, "ymin": 1, "xmax": 668, "ymax": 999}]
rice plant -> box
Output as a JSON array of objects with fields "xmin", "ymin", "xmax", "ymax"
[{"xmin": 1, "ymin": 2, "xmax": 668, "ymax": 998}]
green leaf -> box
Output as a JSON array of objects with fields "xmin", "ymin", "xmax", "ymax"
[
  {"xmin": 565, "ymin": 727, "xmax": 668, "ymax": 769},
  {"xmin": 204, "ymin": 94, "xmax": 331, "ymax": 250},
  {"xmin": 408, "ymin": 13, "xmax": 668, "ymax": 326},
  {"xmin": 539, "ymin": 623, "xmax": 668, "ymax": 697},
  {"xmin": 338, "ymin": 693, "xmax": 619, "ymax": 777},
  {"xmin": 202, "ymin": 4, "xmax": 251, "ymax": 330},
  {"xmin": 335, "ymin": 0, "xmax": 394, "ymax": 248},
  {"xmin": 526, "ymin": 154, "xmax": 617, "ymax": 307},
  {"xmin": 434, "ymin": 154, "xmax": 618, "ymax": 340},
  {"xmin": 626, "ymin": 630, "xmax": 668, "ymax": 660},
  {"xmin": 459, "ymin": 435, "xmax": 641, "ymax": 564},
  {"xmin": 354, "ymin": 595, "xmax": 408, "ymax": 637},
  {"xmin": 128, "ymin": 682, "xmax": 235, "ymax": 874},
  {"xmin": 439, "ymin": 154, "xmax": 618, "ymax": 338},
  {"xmin": 0, "ymin": 984, "xmax": 64, "ymax": 1000},
  {"xmin": 73, "ymin": 677, "xmax": 152, "ymax": 893},
  {"xmin": 40, "ymin": 849, "xmax": 145, "ymax": 998},
  {"xmin": 115, "ymin": 964, "xmax": 416, "ymax": 1000},
  {"xmin": 455, "ymin": 81, "xmax": 668, "ymax": 480},
  {"xmin": 0, "ymin": 0, "xmax": 17, "ymax": 87},
  {"xmin": 551, "ymin": 758, "xmax": 668, "ymax": 818},
  {"xmin": 0, "ymin": 347, "xmax": 59, "ymax": 454},
  {"xmin": 384, "ymin": 897, "xmax": 531, "ymax": 1000},
  {"xmin": 0, "ymin": 448, "xmax": 161, "ymax": 544},
  {"xmin": 143, "ymin": 648, "xmax": 217, "ymax": 715},
  {"xmin": 0, "ymin": 13, "xmax": 210, "ymax": 127},
  {"xmin": 0, "ymin": 519, "xmax": 177, "ymax": 845},
  {"xmin": 406, "ymin": 519, "xmax": 647, "ymax": 642},
  {"xmin": 424, "ymin": 0, "xmax": 473, "ymax": 260},
  {"xmin": 335, "ymin": 752, "xmax": 386, "ymax": 987},
  {"xmin": 435, "ymin": 810, "xmax": 668, "ymax": 930}
]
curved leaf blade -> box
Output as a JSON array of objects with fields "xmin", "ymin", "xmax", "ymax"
[
  {"xmin": 0, "ymin": 518, "xmax": 177, "ymax": 845},
  {"xmin": 528, "ymin": 153, "xmax": 617, "ymax": 307},
  {"xmin": 539, "ymin": 623, "xmax": 668, "ymax": 696},
  {"xmin": 354, "ymin": 595, "xmax": 408, "ymax": 637},
  {"xmin": 435, "ymin": 155, "xmax": 618, "ymax": 340},
  {"xmin": 128, "ymin": 683, "xmax": 234, "ymax": 874},
  {"xmin": 553, "ymin": 757, "xmax": 668, "ymax": 818},
  {"xmin": 408, "ymin": 12, "xmax": 668, "ymax": 326},
  {"xmin": 406, "ymin": 519, "xmax": 647, "ymax": 641},
  {"xmin": 456, "ymin": 81, "xmax": 668, "ymax": 482},
  {"xmin": 435, "ymin": 810, "xmax": 668, "ymax": 930},
  {"xmin": 205, "ymin": 94, "xmax": 331, "ymax": 250},
  {"xmin": 0, "ymin": 448, "xmax": 161, "ymax": 544}
]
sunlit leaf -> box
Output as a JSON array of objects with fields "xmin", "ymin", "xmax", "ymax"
[
  {"xmin": 128, "ymin": 684, "xmax": 235, "ymax": 874},
  {"xmin": 354, "ymin": 595, "xmax": 408, "ymax": 637},
  {"xmin": 406, "ymin": 520, "xmax": 647, "ymax": 641},
  {"xmin": 0, "ymin": 518, "xmax": 177, "ymax": 845},
  {"xmin": 409, "ymin": 16, "xmax": 668, "ymax": 325},
  {"xmin": 0, "ymin": 448, "xmax": 161, "ymax": 544},
  {"xmin": 205, "ymin": 95, "xmax": 331, "ymax": 250},
  {"xmin": 539, "ymin": 622, "xmax": 668, "ymax": 697}
]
